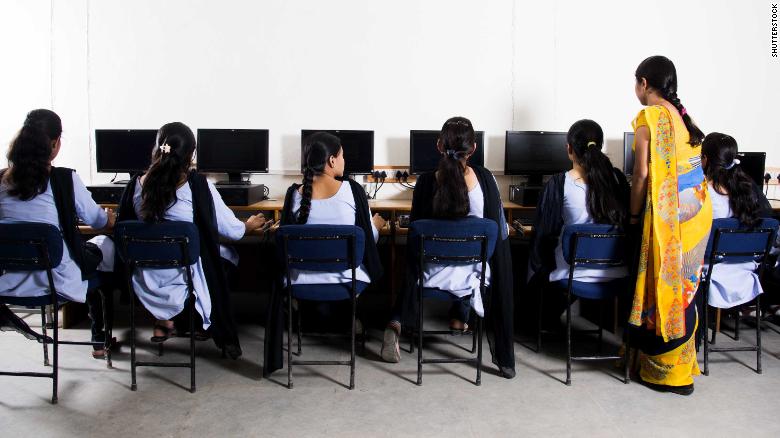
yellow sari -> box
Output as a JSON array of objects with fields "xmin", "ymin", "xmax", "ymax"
[{"xmin": 628, "ymin": 105, "xmax": 712, "ymax": 387}]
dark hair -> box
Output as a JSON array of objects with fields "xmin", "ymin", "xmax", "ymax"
[
  {"xmin": 702, "ymin": 132, "xmax": 762, "ymax": 227},
  {"xmin": 566, "ymin": 119, "xmax": 626, "ymax": 226},
  {"xmin": 298, "ymin": 132, "xmax": 342, "ymax": 224},
  {"xmin": 140, "ymin": 122, "xmax": 196, "ymax": 222},
  {"xmin": 432, "ymin": 116, "xmax": 476, "ymax": 219},
  {"xmin": 6, "ymin": 109, "xmax": 62, "ymax": 201},
  {"xmin": 635, "ymin": 55, "xmax": 704, "ymax": 146}
]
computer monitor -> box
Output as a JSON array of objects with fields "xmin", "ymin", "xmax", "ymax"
[
  {"xmin": 196, "ymin": 129, "xmax": 269, "ymax": 184},
  {"xmin": 504, "ymin": 131, "xmax": 571, "ymax": 183},
  {"xmin": 95, "ymin": 129, "xmax": 158, "ymax": 177},
  {"xmin": 300, "ymin": 130, "xmax": 374, "ymax": 175},
  {"xmin": 409, "ymin": 130, "xmax": 485, "ymax": 174},
  {"xmin": 736, "ymin": 151, "xmax": 766, "ymax": 189},
  {"xmin": 623, "ymin": 132, "xmax": 635, "ymax": 177}
]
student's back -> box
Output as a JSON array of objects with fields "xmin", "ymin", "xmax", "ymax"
[
  {"xmin": 530, "ymin": 119, "xmax": 629, "ymax": 285},
  {"xmin": 0, "ymin": 109, "xmax": 111, "ymax": 302},
  {"xmin": 702, "ymin": 132, "xmax": 772, "ymax": 308}
]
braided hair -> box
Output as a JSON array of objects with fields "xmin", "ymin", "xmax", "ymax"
[
  {"xmin": 298, "ymin": 132, "xmax": 342, "ymax": 224},
  {"xmin": 635, "ymin": 55, "xmax": 704, "ymax": 146}
]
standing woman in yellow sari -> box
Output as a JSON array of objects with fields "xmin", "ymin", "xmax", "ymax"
[{"xmin": 628, "ymin": 55, "xmax": 712, "ymax": 396}]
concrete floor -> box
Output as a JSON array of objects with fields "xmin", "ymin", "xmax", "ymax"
[{"xmin": 3, "ymin": 308, "xmax": 780, "ymax": 438}]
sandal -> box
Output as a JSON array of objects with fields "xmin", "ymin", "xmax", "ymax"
[
  {"xmin": 449, "ymin": 319, "xmax": 469, "ymax": 335},
  {"xmin": 91, "ymin": 337, "xmax": 117, "ymax": 359},
  {"xmin": 151, "ymin": 322, "xmax": 176, "ymax": 343}
]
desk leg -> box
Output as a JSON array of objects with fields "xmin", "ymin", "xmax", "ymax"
[{"xmin": 389, "ymin": 210, "xmax": 397, "ymax": 306}]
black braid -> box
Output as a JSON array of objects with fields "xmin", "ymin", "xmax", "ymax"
[
  {"xmin": 297, "ymin": 167, "xmax": 315, "ymax": 224},
  {"xmin": 661, "ymin": 89, "xmax": 704, "ymax": 146}
]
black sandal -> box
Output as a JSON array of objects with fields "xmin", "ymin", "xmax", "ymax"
[{"xmin": 151, "ymin": 323, "xmax": 176, "ymax": 343}]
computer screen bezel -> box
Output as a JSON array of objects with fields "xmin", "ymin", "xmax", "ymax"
[
  {"xmin": 95, "ymin": 129, "xmax": 158, "ymax": 173},
  {"xmin": 623, "ymin": 131, "xmax": 635, "ymax": 177},
  {"xmin": 409, "ymin": 130, "xmax": 485, "ymax": 175},
  {"xmin": 503, "ymin": 130, "xmax": 570, "ymax": 176},
  {"xmin": 195, "ymin": 128, "xmax": 270, "ymax": 174},
  {"xmin": 300, "ymin": 129, "xmax": 375, "ymax": 175}
]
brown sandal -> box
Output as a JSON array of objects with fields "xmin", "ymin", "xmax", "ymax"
[{"xmin": 151, "ymin": 322, "xmax": 176, "ymax": 343}]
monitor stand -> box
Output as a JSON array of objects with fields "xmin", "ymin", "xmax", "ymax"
[
  {"xmin": 112, "ymin": 172, "xmax": 142, "ymax": 185},
  {"xmin": 216, "ymin": 173, "xmax": 251, "ymax": 186}
]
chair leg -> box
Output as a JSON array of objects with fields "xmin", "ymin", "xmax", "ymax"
[
  {"xmin": 475, "ymin": 316, "xmax": 483, "ymax": 386},
  {"xmin": 189, "ymin": 297, "xmax": 196, "ymax": 394},
  {"xmin": 416, "ymin": 293, "xmax": 423, "ymax": 386},
  {"xmin": 52, "ymin": 301, "xmax": 59, "ymax": 404},
  {"xmin": 99, "ymin": 290, "xmax": 112, "ymax": 369},
  {"xmin": 471, "ymin": 314, "xmax": 477, "ymax": 354},
  {"xmin": 623, "ymin": 323, "xmax": 630, "ymax": 384},
  {"xmin": 756, "ymin": 295, "xmax": 762, "ymax": 374},
  {"xmin": 296, "ymin": 307, "xmax": 302, "ymax": 356},
  {"xmin": 565, "ymin": 295, "xmax": 572, "ymax": 386},
  {"xmin": 597, "ymin": 301, "xmax": 604, "ymax": 354},
  {"xmin": 349, "ymin": 295, "xmax": 356, "ymax": 390},
  {"xmin": 287, "ymin": 290, "xmax": 293, "ymax": 390},
  {"xmin": 130, "ymin": 293, "xmax": 137, "ymax": 391},
  {"xmin": 703, "ymin": 304, "xmax": 709, "ymax": 376},
  {"xmin": 734, "ymin": 307, "xmax": 741, "ymax": 341},
  {"xmin": 713, "ymin": 308, "xmax": 721, "ymax": 343},
  {"xmin": 41, "ymin": 306, "xmax": 50, "ymax": 367},
  {"xmin": 536, "ymin": 286, "xmax": 544, "ymax": 353}
]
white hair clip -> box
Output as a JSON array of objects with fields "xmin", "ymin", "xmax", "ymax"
[
  {"xmin": 723, "ymin": 158, "xmax": 740, "ymax": 170},
  {"xmin": 160, "ymin": 144, "xmax": 171, "ymax": 154}
]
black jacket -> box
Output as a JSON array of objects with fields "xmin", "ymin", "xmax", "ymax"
[
  {"xmin": 403, "ymin": 166, "xmax": 515, "ymax": 371},
  {"xmin": 264, "ymin": 179, "xmax": 383, "ymax": 376},
  {"xmin": 1, "ymin": 167, "xmax": 99, "ymax": 279},
  {"xmin": 115, "ymin": 171, "xmax": 241, "ymax": 354},
  {"xmin": 528, "ymin": 168, "xmax": 630, "ymax": 282}
]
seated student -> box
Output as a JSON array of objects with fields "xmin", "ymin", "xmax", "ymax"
[
  {"xmin": 528, "ymin": 119, "xmax": 629, "ymax": 328},
  {"xmin": 701, "ymin": 132, "xmax": 772, "ymax": 310},
  {"xmin": 263, "ymin": 131, "xmax": 385, "ymax": 376},
  {"xmin": 0, "ymin": 109, "xmax": 116, "ymax": 358},
  {"xmin": 380, "ymin": 116, "xmax": 516, "ymax": 379},
  {"xmin": 107, "ymin": 122, "xmax": 265, "ymax": 359}
]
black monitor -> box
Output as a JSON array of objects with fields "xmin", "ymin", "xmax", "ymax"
[
  {"xmin": 95, "ymin": 129, "xmax": 157, "ymax": 177},
  {"xmin": 504, "ymin": 131, "xmax": 571, "ymax": 184},
  {"xmin": 409, "ymin": 130, "xmax": 485, "ymax": 174},
  {"xmin": 196, "ymin": 129, "xmax": 269, "ymax": 184},
  {"xmin": 623, "ymin": 132, "xmax": 635, "ymax": 177},
  {"xmin": 300, "ymin": 130, "xmax": 374, "ymax": 175},
  {"xmin": 737, "ymin": 151, "xmax": 766, "ymax": 189}
]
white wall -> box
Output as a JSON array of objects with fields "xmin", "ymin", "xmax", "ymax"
[{"xmin": 1, "ymin": 0, "xmax": 778, "ymax": 199}]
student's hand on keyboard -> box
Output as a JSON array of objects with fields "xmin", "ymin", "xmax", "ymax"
[
  {"xmin": 244, "ymin": 213, "xmax": 266, "ymax": 232},
  {"xmin": 372, "ymin": 213, "xmax": 387, "ymax": 230}
]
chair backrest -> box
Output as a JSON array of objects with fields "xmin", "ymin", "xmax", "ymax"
[
  {"xmin": 408, "ymin": 218, "xmax": 498, "ymax": 265},
  {"xmin": 0, "ymin": 222, "xmax": 63, "ymax": 270},
  {"xmin": 276, "ymin": 224, "xmax": 365, "ymax": 272},
  {"xmin": 561, "ymin": 224, "xmax": 626, "ymax": 268},
  {"xmin": 114, "ymin": 220, "xmax": 200, "ymax": 268},
  {"xmin": 705, "ymin": 218, "xmax": 779, "ymax": 264}
]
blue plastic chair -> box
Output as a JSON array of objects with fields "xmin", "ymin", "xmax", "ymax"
[
  {"xmin": 115, "ymin": 220, "xmax": 200, "ymax": 393},
  {"xmin": 538, "ymin": 224, "xmax": 629, "ymax": 386},
  {"xmin": 408, "ymin": 218, "xmax": 497, "ymax": 386},
  {"xmin": 701, "ymin": 217, "xmax": 779, "ymax": 376},
  {"xmin": 276, "ymin": 224, "xmax": 367, "ymax": 390},
  {"xmin": 0, "ymin": 222, "xmax": 110, "ymax": 404}
]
